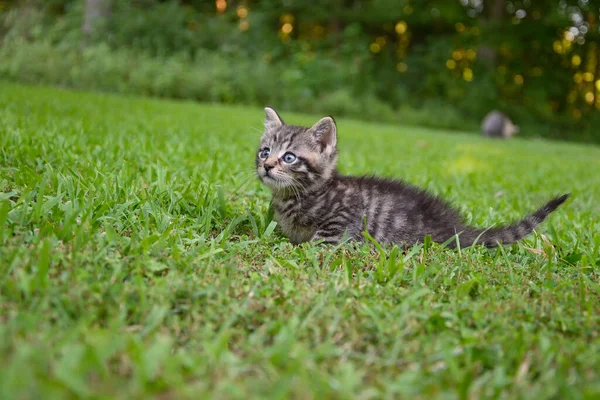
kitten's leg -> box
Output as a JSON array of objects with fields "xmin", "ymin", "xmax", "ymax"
[
  {"xmin": 311, "ymin": 220, "xmax": 361, "ymax": 245},
  {"xmin": 311, "ymin": 227, "xmax": 348, "ymax": 245}
]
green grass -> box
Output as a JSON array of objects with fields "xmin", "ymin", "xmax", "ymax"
[{"xmin": 1, "ymin": 81, "xmax": 600, "ymax": 399}]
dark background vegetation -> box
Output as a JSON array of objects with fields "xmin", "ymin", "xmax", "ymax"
[{"xmin": 1, "ymin": 0, "xmax": 599, "ymax": 143}]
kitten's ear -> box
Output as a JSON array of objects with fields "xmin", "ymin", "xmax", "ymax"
[
  {"xmin": 264, "ymin": 107, "xmax": 284, "ymax": 131},
  {"xmin": 310, "ymin": 116, "xmax": 337, "ymax": 150}
]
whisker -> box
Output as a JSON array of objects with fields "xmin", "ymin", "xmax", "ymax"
[
  {"xmin": 248, "ymin": 126, "xmax": 265, "ymax": 137},
  {"xmin": 228, "ymin": 168, "xmax": 264, "ymax": 197},
  {"xmin": 277, "ymin": 174, "xmax": 300, "ymax": 202},
  {"xmin": 284, "ymin": 175, "xmax": 305, "ymax": 203},
  {"xmin": 232, "ymin": 168, "xmax": 259, "ymax": 177}
]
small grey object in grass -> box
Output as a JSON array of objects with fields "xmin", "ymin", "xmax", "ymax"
[
  {"xmin": 481, "ymin": 110, "xmax": 519, "ymax": 138},
  {"xmin": 256, "ymin": 107, "xmax": 569, "ymax": 248}
]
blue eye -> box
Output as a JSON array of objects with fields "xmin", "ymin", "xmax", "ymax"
[
  {"xmin": 282, "ymin": 152, "xmax": 297, "ymax": 164},
  {"xmin": 259, "ymin": 148, "xmax": 270, "ymax": 159}
]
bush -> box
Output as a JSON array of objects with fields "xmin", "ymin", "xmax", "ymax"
[
  {"xmin": 397, "ymin": 100, "xmax": 477, "ymax": 132},
  {"xmin": 1, "ymin": 38, "xmax": 595, "ymax": 142},
  {"xmin": 315, "ymin": 89, "xmax": 362, "ymax": 117}
]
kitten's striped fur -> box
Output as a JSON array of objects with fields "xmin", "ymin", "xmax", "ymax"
[{"xmin": 256, "ymin": 107, "xmax": 569, "ymax": 248}]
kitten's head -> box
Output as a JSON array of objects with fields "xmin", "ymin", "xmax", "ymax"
[{"xmin": 256, "ymin": 107, "xmax": 338, "ymax": 193}]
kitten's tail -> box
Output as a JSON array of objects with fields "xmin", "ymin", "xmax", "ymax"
[{"xmin": 453, "ymin": 194, "xmax": 570, "ymax": 248}]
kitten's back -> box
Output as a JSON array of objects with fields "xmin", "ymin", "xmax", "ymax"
[
  {"xmin": 334, "ymin": 175, "xmax": 467, "ymax": 245},
  {"xmin": 334, "ymin": 174, "xmax": 568, "ymax": 248}
]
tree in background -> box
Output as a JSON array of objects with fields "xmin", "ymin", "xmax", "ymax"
[{"xmin": 82, "ymin": 0, "xmax": 111, "ymax": 43}]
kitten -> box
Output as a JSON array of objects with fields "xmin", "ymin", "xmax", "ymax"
[
  {"xmin": 256, "ymin": 107, "xmax": 568, "ymax": 248},
  {"xmin": 481, "ymin": 110, "xmax": 519, "ymax": 138}
]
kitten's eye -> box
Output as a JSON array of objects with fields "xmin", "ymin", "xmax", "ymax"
[
  {"xmin": 282, "ymin": 152, "xmax": 297, "ymax": 164},
  {"xmin": 259, "ymin": 148, "xmax": 270, "ymax": 159}
]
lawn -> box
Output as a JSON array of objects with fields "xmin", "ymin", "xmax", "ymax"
[{"xmin": 1, "ymin": 81, "xmax": 600, "ymax": 399}]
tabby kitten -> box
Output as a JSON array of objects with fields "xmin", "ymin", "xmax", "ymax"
[{"xmin": 255, "ymin": 107, "xmax": 569, "ymax": 248}]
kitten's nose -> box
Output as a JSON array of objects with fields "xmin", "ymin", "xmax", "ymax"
[{"xmin": 264, "ymin": 163, "xmax": 275, "ymax": 172}]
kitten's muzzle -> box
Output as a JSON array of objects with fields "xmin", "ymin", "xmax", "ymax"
[{"xmin": 263, "ymin": 163, "xmax": 275, "ymax": 175}]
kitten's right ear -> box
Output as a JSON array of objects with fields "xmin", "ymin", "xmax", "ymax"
[
  {"xmin": 264, "ymin": 107, "xmax": 284, "ymax": 131},
  {"xmin": 309, "ymin": 116, "xmax": 337, "ymax": 151}
]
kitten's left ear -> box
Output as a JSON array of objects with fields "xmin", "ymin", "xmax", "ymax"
[
  {"xmin": 264, "ymin": 107, "xmax": 284, "ymax": 131},
  {"xmin": 310, "ymin": 116, "xmax": 337, "ymax": 151}
]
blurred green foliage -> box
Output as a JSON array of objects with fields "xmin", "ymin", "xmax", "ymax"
[{"xmin": 1, "ymin": 0, "xmax": 599, "ymax": 142}]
